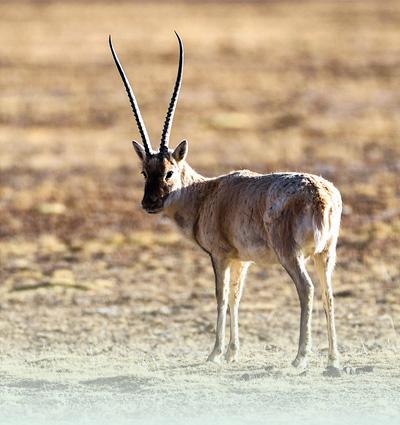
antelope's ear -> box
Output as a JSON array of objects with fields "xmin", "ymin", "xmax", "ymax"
[
  {"xmin": 172, "ymin": 140, "xmax": 188, "ymax": 162},
  {"xmin": 132, "ymin": 141, "xmax": 146, "ymax": 161}
]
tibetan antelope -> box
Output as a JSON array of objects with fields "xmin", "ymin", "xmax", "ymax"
[{"xmin": 109, "ymin": 32, "xmax": 342, "ymax": 371}]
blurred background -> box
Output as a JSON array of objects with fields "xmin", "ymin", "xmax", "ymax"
[
  {"xmin": 0, "ymin": 1, "xmax": 399, "ymax": 424},
  {"xmin": 1, "ymin": 0, "xmax": 399, "ymax": 241}
]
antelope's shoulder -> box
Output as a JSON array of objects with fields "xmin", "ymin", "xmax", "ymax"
[
  {"xmin": 209, "ymin": 169, "xmax": 265, "ymax": 190},
  {"xmin": 216, "ymin": 169, "xmax": 262, "ymax": 182}
]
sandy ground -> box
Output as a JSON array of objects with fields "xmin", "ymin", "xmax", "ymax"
[
  {"xmin": 0, "ymin": 1, "xmax": 399, "ymax": 424},
  {"xmin": 1, "ymin": 231, "xmax": 399, "ymax": 424}
]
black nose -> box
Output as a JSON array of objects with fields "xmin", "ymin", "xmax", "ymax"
[{"xmin": 142, "ymin": 194, "xmax": 161, "ymax": 209}]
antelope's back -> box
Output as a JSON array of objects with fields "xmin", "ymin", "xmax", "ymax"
[{"xmin": 196, "ymin": 171, "xmax": 341, "ymax": 260}]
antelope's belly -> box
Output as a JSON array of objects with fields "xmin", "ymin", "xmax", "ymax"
[{"xmin": 232, "ymin": 233, "xmax": 277, "ymax": 263}]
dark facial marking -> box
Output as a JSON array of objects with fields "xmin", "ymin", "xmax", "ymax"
[{"xmin": 141, "ymin": 154, "xmax": 176, "ymax": 212}]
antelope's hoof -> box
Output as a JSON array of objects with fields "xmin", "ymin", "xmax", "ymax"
[
  {"xmin": 292, "ymin": 355, "xmax": 308, "ymax": 369},
  {"xmin": 327, "ymin": 357, "xmax": 341, "ymax": 369},
  {"xmin": 225, "ymin": 348, "xmax": 239, "ymax": 363},
  {"xmin": 323, "ymin": 366, "xmax": 341, "ymax": 378},
  {"xmin": 207, "ymin": 349, "xmax": 224, "ymax": 363}
]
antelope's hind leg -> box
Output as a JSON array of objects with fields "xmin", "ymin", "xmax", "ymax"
[
  {"xmin": 207, "ymin": 257, "xmax": 230, "ymax": 363},
  {"xmin": 225, "ymin": 261, "xmax": 249, "ymax": 362},
  {"xmin": 282, "ymin": 256, "xmax": 314, "ymax": 369},
  {"xmin": 314, "ymin": 249, "xmax": 340, "ymax": 369}
]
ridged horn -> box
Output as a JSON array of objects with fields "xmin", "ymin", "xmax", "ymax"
[
  {"xmin": 159, "ymin": 31, "xmax": 184, "ymax": 154},
  {"xmin": 109, "ymin": 35, "xmax": 152, "ymax": 156}
]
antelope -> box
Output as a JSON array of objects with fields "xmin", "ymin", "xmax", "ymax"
[{"xmin": 109, "ymin": 32, "xmax": 342, "ymax": 371}]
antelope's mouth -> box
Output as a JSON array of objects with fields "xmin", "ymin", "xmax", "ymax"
[
  {"xmin": 145, "ymin": 207, "xmax": 163, "ymax": 214},
  {"xmin": 143, "ymin": 195, "xmax": 169, "ymax": 214}
]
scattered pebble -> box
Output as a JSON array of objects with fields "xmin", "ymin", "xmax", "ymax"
[
  {"xmin": 159, "ymin": 306, "xmax": 172, "ymax": 315},
  {"xmin": 343, "ymin": 366, "xmax": 356, "ymax": 375},
  {"xmin": 240, "ymin": 373, "xmax": 250, "ymax": 381},
  {"xmin": 96, "ymin": 306, "xmax": 120, "ymax": 316},
  {"xmin": 356, "ymin": 366, "xmax": 374, "ymax": 374},
  {"xmin": 343, "ymin": 365, "xmax": 374, "ymax": 375}
]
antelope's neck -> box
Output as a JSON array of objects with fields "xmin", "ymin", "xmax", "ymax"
[{"xmin": 163, "ymin": 163, "xmax": 210, "ymax": 236}]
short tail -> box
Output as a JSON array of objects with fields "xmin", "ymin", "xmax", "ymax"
[{"xmin": 312, "ymin": 186, "xmax": 342, "ymax": 254}]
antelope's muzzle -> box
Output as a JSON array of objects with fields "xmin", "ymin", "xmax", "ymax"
[{"xmin": 142, "ymin": 194, "xmax": 165, "ymax": 214}]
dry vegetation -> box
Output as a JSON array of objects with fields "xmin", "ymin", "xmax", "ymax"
[{"xmin": 0, "ymin": 1, "xmax": 399, "ymax": 424}]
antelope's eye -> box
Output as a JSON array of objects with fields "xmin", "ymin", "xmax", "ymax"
[
  {"xmin": 165, "ymin": 171, "xmax": 173, "ymax": 180},
  {"xmin": 141, "ymin": 171, "xmax": 147, "ymax": 179}
]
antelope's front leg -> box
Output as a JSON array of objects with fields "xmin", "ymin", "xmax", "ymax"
[
  {"xmin": 226, "ymin": 261, "xmax": 249, "ymax": 362},
  {"xmin": 207, "ymin": 257, "xmax": 230, "ymax": 363}
]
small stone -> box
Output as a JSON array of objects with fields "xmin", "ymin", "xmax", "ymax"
[
  {"xmin": 240, "ymin": 373, "xmax": 250, "ymax": 381},
  {"xmin": 343, "ymin": 366, "xmax": 356, "ymax": 375},
  {"xmin": 96, "ymin": 306, "xmax": 119, "ymax": 316},
  {"xmin": 159, "ymin": 306, "xmax": 172, "ymax": 315},
  {"xmin": 356, "ymin": 366, "xmax": 374, "ymax": 374}
]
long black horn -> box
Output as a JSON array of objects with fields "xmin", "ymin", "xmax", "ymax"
[
  {"xmin": 109, "ymin": 35, "xmax": 152, "ymax": 156},
  {"xmin": 159, "ymin": 31, "xmax": 184, "ymax": 154}
]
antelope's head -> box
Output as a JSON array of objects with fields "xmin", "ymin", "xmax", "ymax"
[{"xmin": 109, "ymin": 32, "xmax": 188, "ymax": 214}]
